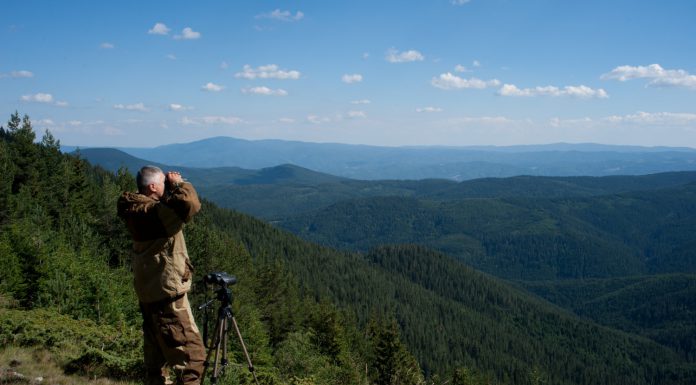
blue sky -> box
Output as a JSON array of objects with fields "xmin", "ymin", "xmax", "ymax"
[{"xmin": 2, "ymin": 0, "xmax": 696, "ymax": 148}]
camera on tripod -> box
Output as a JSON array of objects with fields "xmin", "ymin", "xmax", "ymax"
[
  {"xmin": 198, "ymin": 271, "xmax": 259, "ymax": 384},
  {"xmin": 203, "ymin": 271, "xmax": 237, "ymax": 287}
]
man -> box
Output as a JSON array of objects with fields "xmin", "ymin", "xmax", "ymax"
[{"xmin": 117, "ymin": 165, "xmax": 206, "ymax": 385}]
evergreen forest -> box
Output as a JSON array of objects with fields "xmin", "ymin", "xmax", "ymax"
[{"xmin": 2, "ymin": 112, "xmax": 696, "ymax": 385}]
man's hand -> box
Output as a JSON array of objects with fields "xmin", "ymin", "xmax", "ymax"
[{"xmin": 167, "ymin": 171, "xmax": 184, "ymax": 185}]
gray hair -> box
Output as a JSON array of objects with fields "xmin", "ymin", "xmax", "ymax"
[{"xmin": 136, "ymin": 165, "xmax": 164, "ymax": 193}]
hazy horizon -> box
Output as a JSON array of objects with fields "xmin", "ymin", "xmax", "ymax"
[{"xmin": 3, "ymin": 1, "xmax": 696, "ymax": 148}]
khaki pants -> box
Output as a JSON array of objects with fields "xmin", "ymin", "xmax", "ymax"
[{"xmin": 140, "ymin": 294, "xmax": 206, "ymax": 385}]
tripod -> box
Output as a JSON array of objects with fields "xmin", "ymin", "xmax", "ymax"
[{"xmin": 199, "ymin": 278, "xmax": 259, "ymax": 385}]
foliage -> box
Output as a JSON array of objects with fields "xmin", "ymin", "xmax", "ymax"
[{"xmin": 3, "ymin": 113, "xmax": 696, "ymax": 385}]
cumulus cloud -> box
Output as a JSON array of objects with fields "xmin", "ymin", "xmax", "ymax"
[
  {"xmin": 169, "ymin": 103, "xmax": 193, "ymax": 111},
  {"xmin": 431, "ymin": 73, "xmax": 501, "ymax": 90},
  {"xmin": 498, "ymin": 84, "xmax": 609, "ymax": 98},
  {"xmin": 113, "ymin": 103, "xmax": 149, "ymax": 112},
  {"xmin": 181, "ymin": 116, "xmax": 243, "ymax": 126},
  {"xmin": 473, "ymin": 60, "xmax": 481, "ymax": 67},
  {"xmin": 148, "ymin": 22, "xmax": 170, "ymax": 35},
  {"xmin": 447, "ymin": 116, "xmax": 516, "ymax": 125},
  {"xmin": 201, "ymin": 82, "xmax": 225, "ymax": 92},
  {"xmin": 174, "ymin": 27, "xmax": 201, "ymax": 40},
  {"xmin": 351, "ymin": 99, "xmax": 371, "ymax": 105},
  {"xmin": 20, "ymin": 93, "xmax": 68, "ymax": 106},
  {"xmin": 1, "ymin": 70, "xmax": 34, "ymax": 78},
  {"xmin": 602, "ymin": 111, "xmax": 696, "ymax": 125},
  {"xmin": 342, "ymin": 74, "xmax": 363, "ymax": 84},
  {"xmin": 11, "ymin": 70, "xmax": 34, "ymax": 78},
  {"xmin": 601, "ymin": 64, "xmax": 696, "ymax": 90},
  {"xmin": 454, "ymin": 64, "xmax": 470, "ymax": 73},
  {"xmin": 21, "ymin": 93, "xmax": 53, "ymax": 103},
  {"xmin": 307, "ymin": 115, "xmax": 331, "ymax": 124},
  {"xmin": 241, "ymin": 86, "xmax": 288, "ymax": 96},
  {"xmin": 346, "ymin": 110, "xmax": 367, "ymax": 119},
  {"xmin": 256, "ymin": 9, "xmax": 304, "ymax": 22},
  {"xmin": 235, "ymin": 64, "xmax": 301, "ymax": 80},
  {"xmin": 385, "ymin": 48, "xmax": 424, "ymax": 63},
  {"xmin": 100, "ymin": 42, "xmax": 115, "ymax": 49},
  {"xmin": 417, "ymin": 107, "xmax": 443, "ymax": 113}
]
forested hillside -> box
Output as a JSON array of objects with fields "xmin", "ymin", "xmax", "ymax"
[
  {"xmin": 278, "ymin": 184, "xmax": 696, "ymax": 280},
  {"xmin": 79, "ymin": 147, "xmax": 696, "ymax": 221},
  {"xmin": 2, "ymin": 113, "xmax": 696, "ymax": 385},
  {"xmin": 521, "ymin": 275, "xmax": 696, "ymax": 362},
  {"xmin": 0, "ymin": 112, "xmax": 418, "ymax": 385}
]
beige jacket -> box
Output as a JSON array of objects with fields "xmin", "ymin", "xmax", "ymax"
[{"xmin": 117, "ymin": 182, "xmax": 201, "ymax": 303}]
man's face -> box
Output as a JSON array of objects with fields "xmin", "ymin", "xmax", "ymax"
[{"xmin": 149, "ymin": 172, "xmax": 166, "ymax": 199}]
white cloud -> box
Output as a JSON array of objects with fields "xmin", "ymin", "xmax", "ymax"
[
  {"xmin": 601, "ymin": 64, "xmax": 696, "ymax": 90},
  {"xmin": 235, "ymin": 64, "xmax": 301, "ymax": 80},
  {"xmin": 472, "ymin": 60, "xmax": 481, "ymax": 67},
  {"xmin": 35, "ymin": 119, "xmax": 55, "ymax": 126},
  {"xmin": 385, "ymin": 48, "xmax": 424, "ymax": 63},
  {"xmin": 201, "ymin": 82, "xmax": 225, "ymax": 92},
  {"xmin": 431, "ymin": 73, "xmax": 501, "ymax": 90},
  {"xmin": 307, "ymin": 115, "xmax": 331, "ymax": 124},
  {"xmin": 166, "ymin": 54, "xmax": 177, "ymax": 60},
  {"xmin": 454, "ymin": 64, "xmax": 469, "ymax": 73},
  {"xmin": 148, "ymin": 22, "xmax": 170, "ymax": 35},
  {"xmin": 242, "ymin": 86, "xmax": 288, "ymax": 96},
  {"xmin": 256, "ymin": 9, "xmax": 304, "ymax": 22},
  {"xmin": 113, "ymin": 103, "xmax": 149, "ymax": 112},
  {"xmin": 342, "ymin": 74, "xmax": 363, "ymax": 84},
  {"xmin": 498, "ymin": 84, "xmax": 609, "ymax": 98},
  {"xmin": 417, "ymin": 107, "xmax": 443, "ymax": 113},
  {"xmin": 220, "ymin": 61, "xmax": 229, "ymax": 70},
  {"xmin": 278, "ymin": 117, "xmax": 295, "ymax": 123},
  {"xmin": 347, "ymin": 110, "xmax": 367, "ymax": 119},
  {"xmin": 181, "ymin": 116, "xmax": 243, "ymax": 126},
  {"xmin": 21, "ymin": 93, "xmax": 53, "ymax": 103},
  {"xmin": 602, "ymin": 111, "xmax": 696, "ymax": 125},
  {"xmin": 351, "ymin": 99, "xmax": 371, "ymax": 105},
  {"xmin": 451, "ymin": 0, "xmax": 472, "ymax": 5},
  {"xmin": 169, "ymin": 103, "xmax": 193, "ymax": 111},
  {"xmin": 100, "ymin": 42, "xmax": 114, "ymax": 49},
  {"xmin": 174, "ymin": 27, "xmax": 201, "ymax": 40},
  {"xmin": 11, "ymin": 70, "xmax": 34, "ymax": 78},
  {"xmin": 21, "ymin": 93, "xmax": 69, "ymax": 107},
  {"xmin": 447, "ymin": 116, "xmax": 516, "ymax": 125},
  {"xmin": 362, "ymin": 52, "xmax": 370, "ymax": 60}
]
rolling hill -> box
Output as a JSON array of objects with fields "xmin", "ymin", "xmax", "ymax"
[{"xmin": 69, "ymin": 136, "xmax": 696, "ymax": 181}]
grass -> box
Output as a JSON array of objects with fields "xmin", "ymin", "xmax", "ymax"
[{"xmin": 0, "ymin": 346, "xmax": 139, "ymax": 385}]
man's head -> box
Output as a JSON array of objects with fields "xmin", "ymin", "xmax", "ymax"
[{"xmin": 137, "ymin": 165, "xmax": 165, "ymax": 199}]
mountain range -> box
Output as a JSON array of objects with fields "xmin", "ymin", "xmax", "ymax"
[
  {"xmin": 74, "ymin": 141, "xmax": 696, "ymax": 382},
  {"xmin": 66, "ymin": 136, "xmax": 696, "ymax": 180}
]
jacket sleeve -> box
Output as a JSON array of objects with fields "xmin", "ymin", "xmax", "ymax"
[{"xmin": 163, "ymin": 182, "xmax": 201, "ymax": 223}]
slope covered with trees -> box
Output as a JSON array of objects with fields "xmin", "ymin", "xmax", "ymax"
[
  {"xmin": 3, "ymin": 113, "xmax": 695, "ymax": 384},
  {"xmin": 278, "ymin": 184, "xmax": 696, "ymax": 280}
]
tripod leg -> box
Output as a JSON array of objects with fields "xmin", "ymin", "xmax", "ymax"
[
  {"xmin": 221, "ymin": 316, "xmax": 229, "ymax": 371},
  {"xmin": 203, "ymin": 314, "xmax": 226, "ymax": 384},
  {"xmin": 231, "ymin": 316, "xmax": 260, "ymax": 385},
  {"xmin": 212, "ymin": 316, "xmax": 225, "ymax": 382},
  {"xmin": 201, "ymin": 313, "xmax": 222, "ymax": 383}
]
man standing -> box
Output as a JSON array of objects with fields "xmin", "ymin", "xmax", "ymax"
[{"xmin": 117, "ymin": 165, "xmax": 206, "ymax": 385}]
